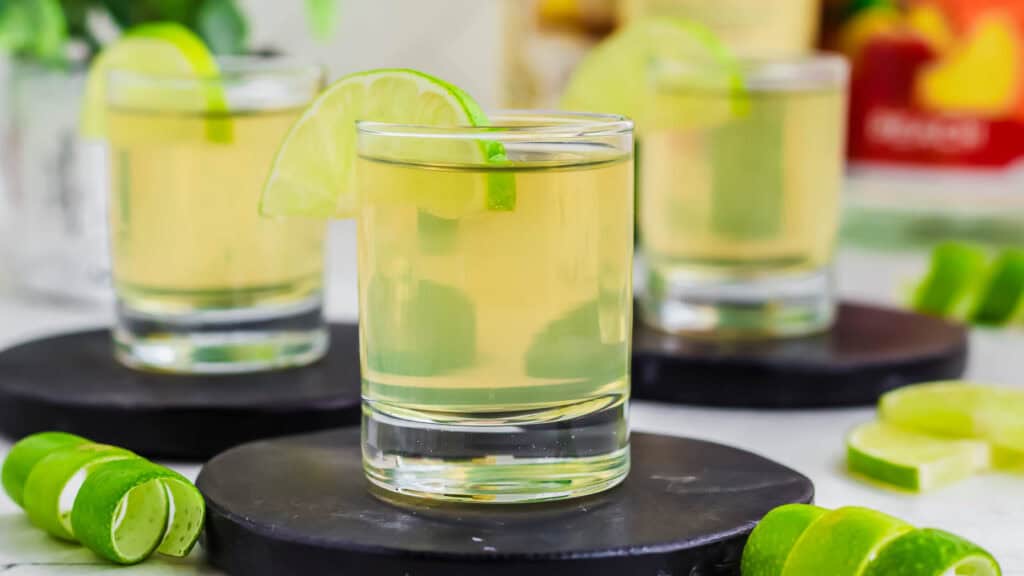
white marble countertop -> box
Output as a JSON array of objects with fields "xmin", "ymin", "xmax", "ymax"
[{"xmin": 1, "ymin": 237, "xmax": 1022, "ymax": 574}]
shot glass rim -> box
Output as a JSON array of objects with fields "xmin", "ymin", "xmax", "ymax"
[
  {"xmin": 356, "ymin": 110, "xmax": 635, "ymax": 141},
  {"xmin": 106, "ymin": 54, "xmax": 324, "ymax": 87},
  {"xmin": 106, "ymin": 55, "xmax": 324, "ymax": 113},
  {"xmin": 655, "ymin": 51, "xmax": 850, "ymax": 94}
]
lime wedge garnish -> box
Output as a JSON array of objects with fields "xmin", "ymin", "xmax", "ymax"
[
  {"xmin": 561, "ymin": 17, "xmax": 744, "ymax": 130},
  {"xmin": 2, "ymin": 431, "xmax": 87, "ymax": 507},
  {"xmin": 847, "ymin": 421, "xmax": 989, "ymax": 492},
  {"xmin": 22, "ymin": 443, "xmax": 135, "ymax": 540},
  {"xmin": 864, "ymin": 528, "xmax": 1002, "ymax": 576},
  {"xmin": 879, "ymin": 382, "xmax": 1024, "ymax": 439},
  {"xmin": 781, "ymin": 507, "xmax": 913, "ymax": 576},
  {"xmin": 260, "ymin": 68, "xmax": 513, "ymax": 219},
  {"xmin": 911, "ymin": 242, "xmax": 989, "ymax": 318},
  {"xmin": 741, "ymin": 504, "xmax": 827, "ymax": 576},
  {"xmin": 80, "ymin": 23, "xmax": 225, "ymax": 139},
  {"xmin": 970, "ymin": 249, "xmax": 1024, "ymax": 326},
  {"xmin": 72, "ymin": 458, "xmax": 205, "ymax": 564}
]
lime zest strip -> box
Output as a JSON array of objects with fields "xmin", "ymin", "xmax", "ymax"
[
  {"xmin": 743, "ymin": 504, "xmax": 1002, "ymax": 576},
  {"xmin": 22, "ymin": 443, "xmax": 136, "ymax": 540},
  {"xmin": 741, "ymin": 504, "xmax": 827, "ymax": 576},
  {"xmin": 781, "ymin": 506, "xmax": 913, "ymax": 576},
  {"xmin": 2, "ymin": 431, "xmax": 87, "ymax": 507},
  {"xmin": 2, "ymin": 432, "xmax": 206, "ymax": 566},
  {"xmin": 71, "ymin": 458, "xmax": 174, "ymax": 565},
  {"xmin": 863, "ymin": 528, "xmax": 1002, "ymax": 576}
]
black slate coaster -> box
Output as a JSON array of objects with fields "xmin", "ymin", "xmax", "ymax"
[
  {"xmin": 197, "ymin": 429, "xmax": 813, "ymax": 576},
  {"xmin": 633, "ymin": 302, "xmax": 968, "ymax": 408},
  {"xmin": 0, "ymin": 324, "xmax": 361, "ymax": 460}
]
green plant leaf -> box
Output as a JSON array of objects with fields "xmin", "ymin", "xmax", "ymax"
[
  {"xmin": 0, "ymin": 0, "xmax": 66, "ymax": 60},
  {"xmin": 0, "ymin": 0, "xmax": 33, "ymax": 52},
  {"xmin": 305, "ymin": 0, "xmax": 337, "ymax": 41},
  {"xmin": 197, "ymin": 0, "xmax": 246, "ymax": 54}
]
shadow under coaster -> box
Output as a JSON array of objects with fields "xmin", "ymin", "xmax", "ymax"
[
  {"xmin": 0, "ymin": 324, "xmax": 362, "ymax": 460},
  {"xmin": 632, "ymin": 302, "xmax": 969, "ymax": 408},
  {"xmin": 197, "ymin": 429, "xmax": 814, "ymax": 576}
]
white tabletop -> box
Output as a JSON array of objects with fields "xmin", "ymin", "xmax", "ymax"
[{"xmin": 1, "ymin": 235, "xmax": 1022, "ymax": 574}]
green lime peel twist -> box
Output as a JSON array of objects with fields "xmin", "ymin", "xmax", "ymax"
[
  {"xmin": 911, "ymin": 242, "xmax": 1024, "ymax": 328},
  {"xmin": 742, "ymin": 504, "xmax": 1001, "ymax": 576},
  {"xmin": 1, "ymin": 431, "xmax": 205, "ymax": 565}
]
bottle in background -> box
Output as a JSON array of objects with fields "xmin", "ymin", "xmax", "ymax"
[
  {"xmin": 619, "ymin": 0, "xmax": 822, "ymax": 57},
  {"xmin": 830, "ymin": 0, "xmax": 1024, "ymax": 249}
]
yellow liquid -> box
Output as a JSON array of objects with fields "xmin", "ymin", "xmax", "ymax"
[
  {"xmin": 356, "ymin": 149, "xmax": 634, "ymax": 416},
  {"xmin": 108, "ymin": 108, "xmax": 326, "ymax": 313},
  {"xmin": 641, "ymin": 87, "xmax": 846, "ymax": 276}
]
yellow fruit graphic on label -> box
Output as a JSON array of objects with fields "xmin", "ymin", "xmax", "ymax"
[
  {"xmin": 907, "ymin": 3, "xmax": 956, "ymax": 52},
  {"xmin": 915, "ymin": 15, "xmax": 1021, "ymax": 115}
]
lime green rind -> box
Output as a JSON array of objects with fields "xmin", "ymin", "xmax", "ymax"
[
  {"xmin": 71, "ymin": 459, "xmax": 179, "ymax": 565},
  {"xmin": 2, "ymin": 432, "xmax": 88, "ymax": 507},
  {"xmin": 2, "ymin": 432, "xmax": 207, "ymax": 565},
  {"xmin": 970, "ymin": 249, "xmax": 1024, "ymax": 327},
  {"xmin": 781, "ymin": 507, "xmax": 913, "ymax": 576},
  {"xmin": 155, "ymin": 473, "xmax": 206, "ymax": 557},
  {"xmin": 911, "ymin": 242, "xmax": 989, "ymax": 319},
  {"xmin": 23, "ymin": 444, "xmax": 136, "ymax": 540},
  {"xmin": 743, "ymin": 504, "xmax": 1001, "ymax": 576},
  {"xmin": 740, "ymin": 504, "xmax": 827, "ymax": 576},
  {"xmin": 846, "ymin": 421, "xmax": 990, "ymax": 492},
  {"xmin": 863, "ymin": 528, "xmax": 1002, "ymax": 576}
]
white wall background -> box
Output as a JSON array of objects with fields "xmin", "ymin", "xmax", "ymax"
[{"xmin": 241, "ymin": 0, "xmax": 505, "ymax": 109}]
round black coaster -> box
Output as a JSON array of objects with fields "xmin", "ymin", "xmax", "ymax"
[
  {"xmin": 197, "ymin": 429, "xmax": 813, "ymax": 576},
  {"xmin": 633, "ymin": 302, "xmax": 968, "ymax": 408},
  {"xmin": 0, "ymin": 324, "xmax": 361, "ymax": 460}
]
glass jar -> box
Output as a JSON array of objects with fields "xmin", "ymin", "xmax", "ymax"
[{"xmin": 2, "ymin": 59, "xmax": 111, "ymax": 303}]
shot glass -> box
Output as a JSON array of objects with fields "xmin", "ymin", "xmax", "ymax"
[
  {"xmin": 639, "ymin": 54, "xmax": 849, "ymax": 338},
  {"xmin": 106, "ymin": 58, "xmax": 328, "ymax": 373},
  {"xmin": 356, "ymin": 112, "xmax": 634, "ymax": 502}
]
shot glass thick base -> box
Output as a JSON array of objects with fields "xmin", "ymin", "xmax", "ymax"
[
  {"xmin": 641, "ymin": 264, "xmax": 835, "ymax": 339},
  {"xmin": 362, "ymin": 400, "xmax": 631, "ymax": 504},
  {"xmin": 113, "ymin": 296, "xmax": 328, "ymax": 374}
]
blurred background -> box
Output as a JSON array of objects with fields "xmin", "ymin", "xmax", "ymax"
[{"xmin": 0, "ymin": 0, "xmax": 1022, "ymax": 365}]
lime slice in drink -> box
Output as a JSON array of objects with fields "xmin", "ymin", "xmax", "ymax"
[
  {"xmin": 911, "ymin": 242, "xmax": 989, "ymax": 318},
  {"xmin": 879, "ymin": 382, "xmax": 1024, "ymax": 439},
  {"xmin": 561, "ymin": 17, "xmax": 744, "ymax": 130},
  {"xmin": 80, "ymin": 23, "xmax": 226, "ymax": 140},
  {"xmin": 781, "ymin": 506, "xmax": 913, "ymax": 576},
  {"xmin": 2, "ymin": 432, "xmax": 87, "ymax": 507},
  {"xmin": 22, "ymin": 443, "xmax": 135, "ymax": 540},
  {"xmin": 847, "ymin": 421, "xmax": 989, "ymax": 491},
  {"xmin": 71, "ymin": 458, "xmax": 205, "ymax": 564},
  {"xmin": 864, "ymin": 528, "xmax": 1002, "ymax": 576},
  {"xmin": 261, "ymin": 68, "xmax": 513, "ymax": 219},
  {"xmin": 741, "ymin": 504, "xmax": 828, "ymax": 576},
  {"xmin": 970, "ymin": 249, "xmax": 1024, "ymax": 326}
]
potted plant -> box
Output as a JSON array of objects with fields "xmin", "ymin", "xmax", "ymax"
[{"xmin": 0, "ymin": 0, "xmax": 335, "ymax": 302}]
